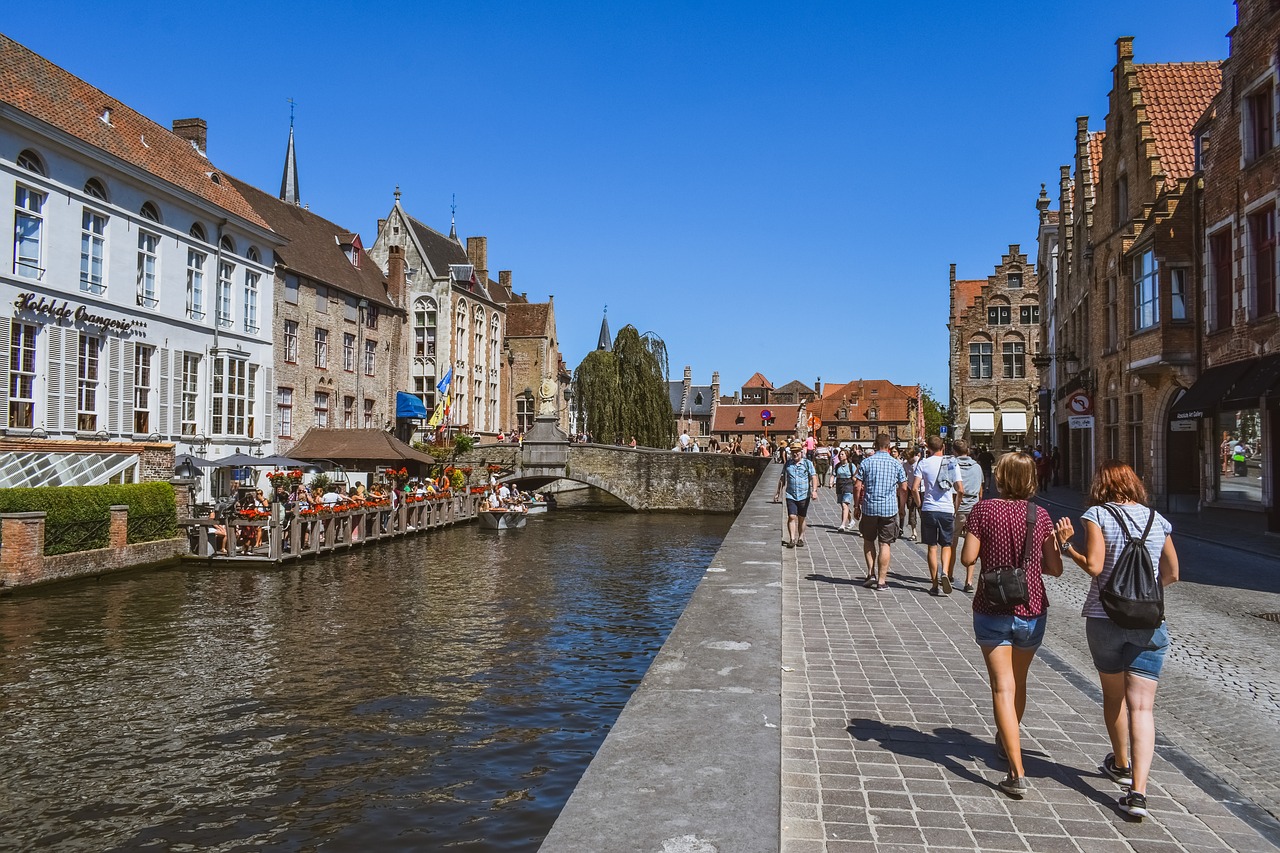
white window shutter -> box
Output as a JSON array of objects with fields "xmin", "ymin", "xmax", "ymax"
[
  {"xmin": 47, "ymin": 327, "xmax": 62, "ymax": 430},
  {"xmin": 107, "ymin": 338, "xmax": 122, "ymax": 434},
  {"xmin": 158, "ymin": 346, "xmax": 170, "ymax": 435},
  {"xmin": 63, "ymin": 332, "xmax": 78, "ymax": 432},
  {"xmin": 263, "ymin": 366, "xmax": 274, "ymax": 446},
  {"xmin": 170, "ymin": 350, "xmax": 183, "ymax": 436},
  {"xmin": 0, "ymin": 320, "xmax": 11, "ymax": 423},
  {"xmin": 122, "ymin": 341, "xmax": 135, "ymax": 434}
]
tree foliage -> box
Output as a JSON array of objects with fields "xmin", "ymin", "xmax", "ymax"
[
  {"xmin": 573, "ymin": 325, "xmax": 676, "ymax": 447},
  {"xmin": 920, "ymin": 386, "xmax": 947, "ymax": 440}
]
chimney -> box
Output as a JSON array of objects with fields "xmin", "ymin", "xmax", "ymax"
[
  {"xmin": 815, "ymin": 377, "xmax": 822, "ymax": 398},
  {"xmin": 466, "ymin": 237, "xmax": 488, "ymax": 286},
  {"xmin": 172, "ymin": 118, "xmax": 207, "ymax": 154},
  {"xmin": 387, "ymin": 245, "xmax": 406, "ymax": 305},
  {"xmin": 711, "ymin": 371, "xmax": 720, "ymax": 400},
  {"xmin": 499, "ymin": 270, "xmax": 512, "ymax": 296}
]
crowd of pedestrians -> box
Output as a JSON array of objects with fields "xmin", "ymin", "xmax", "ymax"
[{"xmin": 776, "ymin": 433, "xmax": 1180, "ymax": 818}]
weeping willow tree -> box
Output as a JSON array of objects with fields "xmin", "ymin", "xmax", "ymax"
[{"xmin": 573, "ymin": 325, "xmax": 676, "ymax": 447}]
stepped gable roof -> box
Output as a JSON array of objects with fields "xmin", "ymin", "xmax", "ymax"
[
  {"xmin": 712, "ymin": 403, "xmax": 800, "ymax": 433},
  {"xmin": 0, "ymin": 34, "xmax": 269, "ymax": 230},
  {"xmin": 1134, "ymin": 62, "xmax": 1221, "ymax": 182},
  {"xmin": 776, "ymin": 379, "xmax": 815, "ymax": 396},
  {"xmin": 742, "ymin": 372, "xmax": 774, "ymax": 389},
  {"xmin": 406, "ymin": 215, "xmax": 468, "ymax": 276},
  {"xmin": 228, "ymin": 177, "xmax": 393, "ymax": 309},
  {"xmin": 812, "ymin": 380, "xmax": 915, "ymax": 423},
  {"xmin": 506, "ymin": 302, "xmax": 549, "ymax": 337},
  {"xmin": 669, "ymin": 382, "xmax": 716, "ymax": 416}
]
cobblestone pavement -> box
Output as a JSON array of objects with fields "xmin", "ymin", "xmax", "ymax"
[{"xmin": 780, "ymin": 491, "xmax": 1279, "ymax": 853}]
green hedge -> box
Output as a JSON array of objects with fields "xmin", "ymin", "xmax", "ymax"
[{"xmin": 0, "ymin": 482, "xmax": 177, "ymax": 555}]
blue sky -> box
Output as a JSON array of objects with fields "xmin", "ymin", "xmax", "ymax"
[{"xmin": 4, "ymin": 1, "xmax": 1236, "ymax": 401}]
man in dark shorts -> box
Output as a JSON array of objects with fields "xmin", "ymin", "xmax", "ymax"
[
  {"xmin": 776, "ymin": 441, "xmax": 819, "ymax": 548},
  {"xmin": 853, "ymin": 433, "xmax": 907, "ymax": 590}
]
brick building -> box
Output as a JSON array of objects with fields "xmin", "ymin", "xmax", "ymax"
[
  {"xmin": 1048, "ymin": 38, "xmax": 1219, "ymax": 505},
  {"xmin": 504, "ymin": 297, "xmax": 571, "ymax": 435},
  {"xmin": 809, "ymin": 379, "xmax": 922, "ymax": 450},
  {"xmin": 669, "ymin": 366, "xmax": 720, "ymax": 449},
  {"xmin": 711, "ymin": 402, "xmax": 803, "ymax": 451},
  {"xmin": 227, "ymin": 175, "xmax": 406, "ymax": 456},
  {"xmin": 368, "ymin": 198, "xmax": 516, "ymax": 438},
  {"xmin": 949, "ymin": 245, "xmax": 1041, "ymax": 452},
  {"xmin": 1169, "ymin": 1, "xmax": 1280, "ymax": 529}
]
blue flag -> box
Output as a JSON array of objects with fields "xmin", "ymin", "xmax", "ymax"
[{"xmin": 436, "ymin": 367, "xmax": 453, "ymax": 396}]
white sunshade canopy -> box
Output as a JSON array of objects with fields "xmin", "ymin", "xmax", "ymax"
[
  {"xmin": 1002, "ymin": 412, "xmax": 1029, "ymax": 432},
  {"xmin": 968, "ymin": 412, "xmax": 995, "ymax": 432}
]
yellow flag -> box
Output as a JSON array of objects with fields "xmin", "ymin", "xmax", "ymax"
[{"xmin": 426, "ymin": 402, "xmax": 443, "ymax": 428}]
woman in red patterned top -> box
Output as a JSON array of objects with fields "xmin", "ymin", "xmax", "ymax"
[{"xmin": 960, "ymin": 452, "xmax": 1063, "ymax": 798}]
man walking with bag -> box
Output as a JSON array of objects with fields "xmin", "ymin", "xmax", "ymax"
[
  {"xmin": 913, "ymin": 435, "xmax": 962, "ymax": 595},
  {"xmin": 950, "ymin": 439, "xmax": 986, "ymax": 593}
]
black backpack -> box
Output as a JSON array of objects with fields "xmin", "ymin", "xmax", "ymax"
[{"xmin": 1099, "ymin": 504, "xmax": 1164, "ymax": 629}]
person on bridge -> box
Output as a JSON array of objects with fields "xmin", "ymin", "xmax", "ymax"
[
  {"xmin": 1054, "ymin": 460, "xmax": 1180, "ymax": 820},
  {"xmin": 775, "ymin": 441, "xmax": 818, "ymax": 548},
  {"xmin": 960, "ymin": 452, "xmax": 1062, "ymax": 799},
  {"xmin": 852, "ymin": 433, "xmax": 907, "ymax": 590}
]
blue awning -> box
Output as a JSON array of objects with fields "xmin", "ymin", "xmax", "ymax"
[{"xmin": 396, "ymin": 392, "xmax": 429, "ymax": 419}]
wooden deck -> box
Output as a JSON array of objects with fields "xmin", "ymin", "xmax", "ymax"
[{"xmin": 180, "ymin": 495, "xmax": 481, "ymax": 564}]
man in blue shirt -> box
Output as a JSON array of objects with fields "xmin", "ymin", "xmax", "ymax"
[
  {"xmin": 853, "ymin": 433, "xmax": 908, "ymax": 590},
  {"xmin": 775, "ymin": 440, "xmax": 819, "ymax": 548}
]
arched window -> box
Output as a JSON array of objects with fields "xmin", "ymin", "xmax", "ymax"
[
  {"xmin": 220, "ymin": 235, "xmax": 235, "ymax": 254},
  {"xmin": 16, "ymin": 149, "xmax": 46, "ymax": 176},
  {"xmin": 189, "ymin": 222, "xmax": 207, "ymax": 242},
  {"xmin": 246, "ymin": 246, "xmax": 260, "ymax": 263},
  {"xmin": 414, "ymin": 297, "xmax": 437, "ymax": 359},
  {"xmin": 139, "ymin": 201, "xmax": 161, "ymax": 223},
  {"xmin": 84, "ymin": 177, "xmax": 108, "ymax": 201}
]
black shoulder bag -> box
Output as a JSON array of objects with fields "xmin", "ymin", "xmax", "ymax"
[{"xmin": 979, "ymin": 501, "xmax": 1036, "ymax": 607}]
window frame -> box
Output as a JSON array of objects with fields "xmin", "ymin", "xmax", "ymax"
[
  {"xmin": 314, "ymin": 391, "xmax": 330, "ymax": 428},
  {"xmin": 1210, "ymin": 229, "xmax": 1234, "ymax": 331},
  {"xmin": 8, "ymin": 321, "xmax": 38, "ymax": 429},
  {"xmin": 80, "ymin": 207, "xmax": 108, "ymax": 295},
  {"xmin": 133, "ymin": 344, "xmax": 153, "ymax": 434},
  {"xmin": 1133, "ymin": 250, "xmax": 1160, "ymax": 331},
  {"xmin": 986, "ymin": 305, "xmax": 1011, "ymax": 326},
  {"xmin": 314, "ymin": 328, "xmax": 329, "ymax": 369},
  {"xmin": 969, "ymin": 341, "xmax": 993, "ymax": 379},
  {"xmin": 1243, "ymin": 81, "xmax": 1276, "ymax": 165},
  {"xmin": 76, "ymin": 333, "xmax": 102, "ymax": 432},
  {"xmin": 283, "ymin": 320, "xmax": 299, "ymax": 363},
  {"xmin": 181, "ymin": 353, "xmax": 200, "ymax": 436},
  {"xmin": 342, "ymin": 333, "xmax": 356, "ymax": 372},
  {"xmin": 243, "ymin": 269, "xmax": 260, "ymax": 333},
  {"xmin": 1002, "ymin": 340, "xmax": 1026, "ymax": 379},
  {"xmin": 186, "ymin": 248, "xmax": 206, "ymax": 320},
  {"xmin": 136, "ymin": 229, "xmax": 159, "ymax": 308},
  {"xmin": 14, "ymin": 184, "xmax": 44, "ymax": 280},
  {"xmin": 276, "ymin": 387, "xmax": 293, "ymax": 438},
  {"xmin": 216, "ymin": 261, "xmax": 234, "ymax": 328},
  {"xmin": 1248, "ymin": 207, "xmax": 1277, "ymax": 319}
]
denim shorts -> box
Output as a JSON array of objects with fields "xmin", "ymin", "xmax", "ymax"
[
  {"xmin": 920, "ymin": 510, "xmax": 955, "ymax": 546},
  {"xmin": 785, "ymin": 496, "xmax": 811, "ymax": 518},
  {"xmin": 973, "ymin": 612, "xmax": 1047, "ymax": 649},
  {"xmin": 838, "ymin": 490, "xmax": 854, "ymax": 505},
  {"xmin": 1085, "ymin": 617, "xmax": 1169, "ymax": 681}
]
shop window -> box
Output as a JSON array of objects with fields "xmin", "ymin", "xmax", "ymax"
[{"xmin": 1217, "ymin": 409, "xmax": 1263, "ymax": 504}]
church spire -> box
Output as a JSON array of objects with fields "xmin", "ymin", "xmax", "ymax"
[
  {"xmin": 449, "ymin": 193, "xmax": 458, "ymax": 241},
  {"xmin": 280, "ymin": 99, "xmax": 300, "ymax": 206},
  {"xmin": 597, "ymin": 305, "xmax": 612, "ymax": 352}
]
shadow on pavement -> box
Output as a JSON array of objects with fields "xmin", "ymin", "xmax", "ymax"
[{"xmin": 845, "ymin": 718, "xmax": 1119, "ymax": 809}]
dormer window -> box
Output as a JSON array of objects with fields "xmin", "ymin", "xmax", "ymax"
[
  {"xmin": 247, "ymin": 246, "xmax": 260, "ymax": 263},
  {"xmin": 100, "ymin": 107, "xmax": 113, "ymax": 125},
  {"xmin": 1007, "ymin": 273, "xmax": 1023, "ymax": 289},
  {"xmin": 694, "ymin": 392, "xmax": 703, "ymax": 406},
  {"xmin": 868, "ymin": 408, "xmax": 878, "ymax": 420},
  {"xmin": 140, "ymin": 201, "xmax": 160, "ymax": 223},
  {"xmin": 190, "ymin": 222, "xmax": 207, "ymax": 242},
  {"xmin": 220, "ymin": 235, "xmax": 235, "ymax": 254},
  {"xmin": 337, "ymin": 233, "xmax": 363, "ymax": 268}
]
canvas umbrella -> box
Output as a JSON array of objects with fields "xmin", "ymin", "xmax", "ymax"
[
  {"xmin": 209, "ymin": 452, "xmax": 265, "ymax": 468},
  {"xmin": 256, "ymin": 454, "xmax": 309, "ymax": 468}
]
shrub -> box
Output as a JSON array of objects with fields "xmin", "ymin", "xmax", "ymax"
[{"xmin": 0, "ymin": 482, "xmax": 177, "ymax": 555}]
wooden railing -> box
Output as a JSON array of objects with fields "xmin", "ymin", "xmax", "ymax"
[{"xmin": 181, "ymin": 495, "xmax": 480, "ymax": 562}]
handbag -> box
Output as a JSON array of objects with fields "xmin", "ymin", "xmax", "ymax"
[{"xmin": 979, "ymin": 500, "xmax": 1036, "ymax": 607}]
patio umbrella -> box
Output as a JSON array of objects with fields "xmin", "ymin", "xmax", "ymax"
[
  {"xmin": 256, "ymin": 454, "xmax": 309, "ymax": 468},
  {"xmin": 209, "ymin": 452, "xmax": 264, "ymax": 468},
  {"xmin": 174, "ymin": 453, "xmax": 217, "ymax": 469}
]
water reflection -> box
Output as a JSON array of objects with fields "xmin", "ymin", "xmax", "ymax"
[{"xmin": 0, "ymin": 501, "xmax": 730, "ymax": 852}]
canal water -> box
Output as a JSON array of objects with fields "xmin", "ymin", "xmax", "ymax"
[{"xmin": 0, "ymin": 495, "xmax": 732, "ymax": 852}]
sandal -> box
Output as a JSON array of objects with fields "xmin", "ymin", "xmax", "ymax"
[
  {"xmin": 876, "ymin": 583, "xmax": 889, "ymax": 590},
  {"xmin": 796, "ymin": 539, "xmax": 806, "ymax": 547}
]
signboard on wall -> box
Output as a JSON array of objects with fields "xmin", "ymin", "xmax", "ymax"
[
  {"xmin": 1169, "ymin": 419, "xmax": 1197, "ymax": 432},
  {"xmin": 1068, "ymin": 415, "xmax": 1094, "ymax": 430}
]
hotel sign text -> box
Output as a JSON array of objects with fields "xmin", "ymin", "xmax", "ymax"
[{"xmin": 13, "ymin": 292, "xmax": 147, "ymax": 336}]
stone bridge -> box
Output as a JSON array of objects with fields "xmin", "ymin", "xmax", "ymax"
[{"xmin": 453, "ymin": 441, "xmax": 770, "ymax": 512}]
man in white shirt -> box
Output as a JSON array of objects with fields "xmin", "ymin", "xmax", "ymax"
[{"xmin": 912, "ymin": 435, "xmax": 963, "ymax": 595}]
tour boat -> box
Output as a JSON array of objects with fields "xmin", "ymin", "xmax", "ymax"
[{"xmin": 478, "ymin": 508, "xmax": 528, "ymax": 530}]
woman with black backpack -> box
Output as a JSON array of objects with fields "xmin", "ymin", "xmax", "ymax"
[{"xmin": 1054, "ymin": 460, "xmax": 1180, "ymax": 820}]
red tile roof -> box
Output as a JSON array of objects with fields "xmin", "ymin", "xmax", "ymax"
[
  {"xmin": 506, "ymin": 302, "xmax": 550, "ymax": 338},
  {"xmin": 1134, "ymin": 62, "xmax": 1222, "ymax": 182},
  {"xmin": 1088, "ymin": 131, "xmax": 1105, "ymax": 189},
  {"xmin": 712, "ymin": 404, "xmax": 801, "ymax": 433},
  {"xmin": 0, "ymin": 34, "xmax": 269, "ymax": 230},
  {"xmin": 813, "ymin": 380, "xmax": 917, "ymax": 424},
  {"xmin": 954, "ymin": 279, "xmax": 986, "ymax": 317},
  {"xmin": 742, "ymin": 372, "xmax": 773, "ymax": 389}
]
